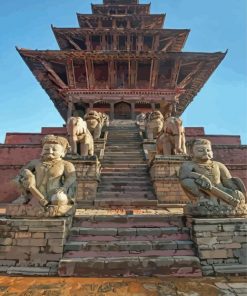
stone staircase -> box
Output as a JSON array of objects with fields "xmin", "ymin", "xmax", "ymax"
[
  {"xmin": 58, "ymin": 120, "xmax": 202, "ymax": 277},
  {"xmin": 95, "ymin": 120, "xmax": 156, "ymax": 207},
  {"xmin": 58, "ymin": 209, "xmax": 201, "ymax": 277}
]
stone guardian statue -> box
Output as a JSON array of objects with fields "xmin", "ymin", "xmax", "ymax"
[
  {"xmin": 13, "ymin": 135, "xmax": 77, "ymax": 207},
  {"xmin": 179, "ymin": 138, "xmax": 247, "ymax": 216}
]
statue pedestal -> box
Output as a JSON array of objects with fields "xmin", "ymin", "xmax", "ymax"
[
  {"xmin": 189, "ymin": 217, "xmax": 247, "ymax": 276},
  {"xmin": 0, "ymin": 215, "xmax": 72, "ymax": 275},
  {"xmin": 150, "ymin": 155, "xmax": 190, "ymax": 204},
  {"xmin": 66, "ymin": 156, "xmax": 101, "ymax": 206}
]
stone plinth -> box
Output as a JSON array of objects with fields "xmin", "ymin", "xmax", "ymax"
[
  {"xmin": 150, "ymin": 155, "xmax": 190, "ymax": 204},
  {"xmin": 66, "ymin": 156, "xmax": 101, "ymax": 205},
  {"xmin": 190, "ymin": 217, "xmax": 247, "ymax": 276},
  {"xmin": 0, "ymin": 216, "xmax": 72, "ymax": 275}
]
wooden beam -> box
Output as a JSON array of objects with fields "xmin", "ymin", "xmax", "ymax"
[
  {"xmin": 66, "ymin": 58, "xmax": 76, "ymax": 88},
  {"xmin": 161, "ymin": 37, "xmax": 176, "ymax": 51},
  {"xmin": 150, "ymin": 59, "xmax": 159, "ymax": 88},
  {"xmin": 40, "ymin": 60, "xmax": 67, "ymax": 89},
  {"xmin": 178, "ymin": 62, "xmax": 204, "ymax": 88},
  {"xmin": 67, "ymin": 37, "xmax": 81, "ymax": 50},
  {"xmin": 85, "ymin": 58, "xmax": 94, "ymax": 89},
  {"xmin": 170, "ymin": 59, "xmax": 181, "ymax": 88}
]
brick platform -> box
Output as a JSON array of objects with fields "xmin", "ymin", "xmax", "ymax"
[
  {"xmin": 0, "ymin": 217, "xmax": 72, "ymax": 275},
  {"xmin": 190, "ymin": 217, "xmax": 247, "ymax": 276}
]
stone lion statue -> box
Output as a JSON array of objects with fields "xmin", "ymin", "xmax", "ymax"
[
  {"xmin": 67, "ymin": 116, "xmax": 94, "ymax": 156},
  {"xmin": 156, "ymin": 116, "xmax": 187, "ymax": 155},
  {"xmin": 84, "ymin": 110, "xmax": 105, "ymax": 139},
  {"xmin": 145, "ymin": 111, "xmax": 164, "ymax": 140}
]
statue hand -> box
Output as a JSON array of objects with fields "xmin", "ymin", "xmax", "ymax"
[
  {"xmin": 54, "ymin": 187, "xmax": 66, "ymax": 194},
  {"xmin": 196, "ymin": 175, "xmax": 212, "ymax": 190}
]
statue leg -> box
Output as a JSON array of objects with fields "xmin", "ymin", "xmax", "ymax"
[
  {"xmin": 94, "ymin": 125, "xmax": 102, "ymax": 139},
  {"xmin": 80, "ymin": 143, "xmax": 89, "ymax": 156},
  {"xmin": 146, "ymin": 127, "xmax": 153, "ymax": 140},
  {"xmin": 180, "ymin": 178, "xmax": 204, "ymax": 201},
  {"xmin": 162, "ymin": 137, "xmax": 172, "ymax": 155}
]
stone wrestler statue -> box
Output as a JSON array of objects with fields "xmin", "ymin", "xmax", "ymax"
[
  {"xmin": 179, "ymin": 138, "xmax": 246, "ymax": 216},
  {"xmin": 13, "ymin": 135, "xmax": 77, "ymax": 207}
]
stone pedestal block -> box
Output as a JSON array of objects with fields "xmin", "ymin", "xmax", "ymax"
[
  {"xmin": 66, "ymin": 156, "xmax": 101, "ymax": 204},
  {"xmin": 190, "ymin": 217, "xmax": 247, "ymax": 276},
  {"xmin": 150, "ymin": 155, "xmax": 190, "ymax": 204},
  {"xmin": 0, "ymin": 216, "xmax": 72, "ymax": 275}
]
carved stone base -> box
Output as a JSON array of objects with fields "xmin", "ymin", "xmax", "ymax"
[
  {"xmin": 185, "ymin": 202, "xmax": 247, "ymax": 218},
  {"xmin": 6, "ymin": 204, "xmax": 75, "ymax": 217},
  {"xmin": 65, "ymin": 156, "xmax": 101, "ymax": 204},
  {"xmin": 150, "ymin": 155, "xmax": 190, "ymax": 204}
]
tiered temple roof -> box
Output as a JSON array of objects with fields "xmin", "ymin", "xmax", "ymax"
[{"xmin": 18, "ymin": 0, "xmax": 226, "ymax": 120}]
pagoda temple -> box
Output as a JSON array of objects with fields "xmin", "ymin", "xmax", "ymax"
[
  {"xmin": 0, "ymin": 0, "xmax": 247, "ymax": 279},
  {"xmin": 18, "ymin": 0, "xmax": 225, "ymax": 120}
]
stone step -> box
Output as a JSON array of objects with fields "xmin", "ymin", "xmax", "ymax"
[
  {"xmin": 94, "ymin": 198, "xmax": 158, "ymax": 207},
  {"xmin": 103, "ymin": 157, "xmax": 145, "ymax": 161},
  {"xmin": 100, "ymin": 171, "xmax": 149, "ymax": 175},
  {"xmin": 58, "ymin": 256, "xmax": 202, "ymax": 277},
  {"xmin": 102, "ymin": 161, "xmax": 147, "ymax": 165},
  {"xmin": 96, "ymin": 192, "xmax": 155, "ymax": 199},
  {"xmin": 98, "ymin": 186, "xmax": 152, "ymax": 191},
  {"xmin": 99, "ymin": 181, "xmax": 153, "ymax": 186},
  {"xmin": 64, "ymin": 240, "xmax": 194, "ymax": 252},
  {"xmin": 68, "ymin": 232, "xmax": 191, "ymax": 242},
  {"xmin": 100, "ymin": 176, "xmax": 151, "ymax": 181},
  {"xmin": 101, "ymin": 164, "xmax": 148, "ymax": 168},
  {"xmin": 72, "ymin": 216, "xmax": 184, "ymax": 228}
]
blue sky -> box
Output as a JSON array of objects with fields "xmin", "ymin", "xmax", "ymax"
[{"xmin": 0, "ymin": 0, "xmax": 246, "ymax": 143}]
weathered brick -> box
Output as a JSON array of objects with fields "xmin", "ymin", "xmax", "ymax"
[
  {"xmin": 199, "ymin": 249, "xmax": 228, "ymax": 259},
  {"xmin": 15, "ymin": 232, "xmax": 32, "ymax": 239},
  {"xmin": 14, "ymin": 238, "xmax": 47, "ymax": 247}
]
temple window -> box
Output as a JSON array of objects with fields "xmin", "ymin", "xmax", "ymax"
[
  {"xmin": 143, "ymin": 35, "xmax": 153, "ymax": 51},
  {"xmin": 137, "ymin": 62, "xmax": 151, "ymax": 88},
  {"xmin": 106, "ymin": 35, "xmax": 113, "ymax": 50},
  {"xmin": 116, "ymin": 62, "xmax": 129, "ymax": 88},
  {"xmin": 116, "ymin": 19, "xmax": 127, "ymax": 28},
  {"xmin": 91, "ymin": 35, "xmax": 101, "ymax": 50},
  {"xmin": 157, "ymin": 60, "xmax": 172, "ymax": 88},
  {"xmin": 73, "ymin": 61, "xmax": 87, "ymax": 88},
  {"xmin": 119, "ymin": 35, "xmax": 127, "ymax": 50},
  {"xmin": 102, "ymin": 19, "xmax": 113, "ymax": 27},
  {"xmin": 93, "ymin": 62, "xmax": 109, "ymax": 89},
  {"xmin": 131, "ymin": 35, "xmax": 137, "ymax": 50}
]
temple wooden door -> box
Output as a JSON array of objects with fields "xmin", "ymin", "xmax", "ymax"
[{"xmin": 114, "ymin": 102, "xmax": 131, "ymax": 119}]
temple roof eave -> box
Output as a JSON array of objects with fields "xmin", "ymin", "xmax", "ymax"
[
  {"xmin": 17, "ymin": 48, "xmax": 225, "ymax": 61},
  {"xmin": 17, "ymin": 47, "xmax": 226, "ymax": 119},
  {"xmin": 52, "ymin": 26, "xmax": 190, "ymax": 51}
]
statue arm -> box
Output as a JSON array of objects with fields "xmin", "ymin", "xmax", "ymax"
[
  {"xmin": 179, "ymin": 162, "xmax": 204, "ymax": 180},
  {"xmin": 62, "ymin": 161, "xmax": 77, "ymax": 192},
  {"xmin": 179, "ymin": 162, "xmax": 212, "ymax": 190},
  {"xmin": 218, "ymin": 162, "xmax": 239, "ymax": 190}
]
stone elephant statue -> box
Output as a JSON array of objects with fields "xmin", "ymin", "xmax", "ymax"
[
  {"xmin": 156, "ymin": 116, "xmax": 187, "ymax": 155},
  {"xmin": 67, "ymin": 116, "xmax": 94, "ymax": 156},
  {"xmin": 84, "ymin": 110, "xmax": 104, "ymax": 140},
  {"xmin": 145, "ymin": 111, "xmax": 164, "ymax": 140}
]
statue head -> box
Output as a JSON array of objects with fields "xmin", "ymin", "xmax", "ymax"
[
  {"xmin": 150, "ymin": 110, "xmax": 163, "ymax": 121},
  {"xmin": 41, "ymin": 135, "xmax": 69, "ymax": 161},
  {"xmin": 186, "ymin": 139, "xmax": 213, "ymax": 162},
  {"xmin": 188, "ymin": 138, "xmax": 213, "ymax": 162}
]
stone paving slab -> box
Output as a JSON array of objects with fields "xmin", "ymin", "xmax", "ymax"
[{"xmin": 0, "ymin": 276, "xmax": 246, "ymax": 295}]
